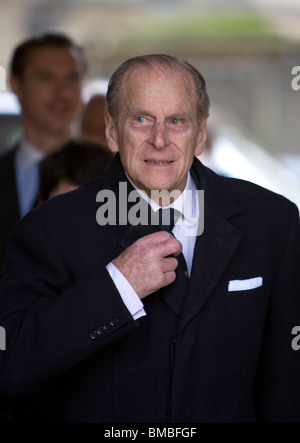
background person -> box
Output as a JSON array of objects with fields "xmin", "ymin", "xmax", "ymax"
[
  {"xmin": 38, "ymin": 139, "xmax": 114, "ymax": 202},
  {"xmin": 79, "ymin": 93, "xmax": 108, "ymax": 148},
  {"xmin": 0, "ymin": 32, "xmax": 86, "ymax": 279},
  {"xmin": 0, "ymin": 54, "xmax": 299, "ymax": 423}
]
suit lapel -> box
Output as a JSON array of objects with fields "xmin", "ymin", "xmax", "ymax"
[
  {"xmin": 103, "ymin": 155, "xmax": 160, "ymax": 251},
  {"xmin": 175, "ymin": 159, "xmax": 243, "ymax": 332},
  {"xmin": 176, "ymin": 209, "xmax": 242, "ymax": 332},
  {"xmin": 117, "ymin": 222, "xmax": 158, "ymax": 250}
]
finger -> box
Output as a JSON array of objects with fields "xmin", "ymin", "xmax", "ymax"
[
  {"xmin": 141, "ymin": 230, "xmax": 173, "ymax": 246},
  {"xmin": 137, "ymin": 233, "xmax": 181, "ymax": 260},
  {"xmin": 162, "ymin": 256, "xmax": 179, "ymax": 273},
  {"xmin": 161, "ymin": 270, "xmax": 177, "ymax": 287},
  {"xmin": 160, "ymin": 237, "xmax": 182, "ymax": 258}
]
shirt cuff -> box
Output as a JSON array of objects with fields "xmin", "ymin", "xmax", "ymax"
[{"xmin": 106, "ymin": 262, "xmax": 147, "ymax": 320}]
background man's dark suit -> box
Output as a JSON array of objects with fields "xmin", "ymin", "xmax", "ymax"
[
  {"xmin": 0, "ymin": 154, "xmax": 299, "ymax": 422},
  {"xmin": 0, "ymin": 146, "xmax": 20, "ymax": 279}
]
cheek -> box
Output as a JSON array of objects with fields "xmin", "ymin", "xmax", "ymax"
[
  {"xmin": 176, "ymin": 134, "xmax": 199, "ymax": 158},
  {"xmin": 21, "ymin": 92, "xmax": 43, "ymax": 116},
  {"xmin": 70, "ymin": 86, "xmax": 81, "ymax": 101},
  {"xmin": 25, "ymin": 86, "xmax": 49, "ymax": 106},
  {"xmin": 120, "ymin": 131, "xmax": 141, "ymax": 157}
]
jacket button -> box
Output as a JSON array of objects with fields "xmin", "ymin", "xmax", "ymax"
[
  {"xmin": 97, "ymin": 328, "xmax": 103, "ymax": 335},
  {"xmin": 90, "ymin": 331, "xmax": 97, "ymax": 340}
]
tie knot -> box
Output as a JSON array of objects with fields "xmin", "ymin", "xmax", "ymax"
[{"xmin": 158, "ymin": 208, "xmax": 181, "ymax": 233}]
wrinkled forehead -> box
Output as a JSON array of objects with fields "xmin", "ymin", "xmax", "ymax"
[{"xmin": 121, "ymin": 62, "xmax": 196, "ymax": 97}]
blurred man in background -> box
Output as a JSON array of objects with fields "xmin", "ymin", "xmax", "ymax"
[{"xmin": 0, "ymin": 32, "xmax": 86, "ymax": 279}]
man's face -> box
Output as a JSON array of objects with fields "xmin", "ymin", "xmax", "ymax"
[
  {"xmin": 11, "ymin": 47, "xmax": 83, "ymax": 137},
  {"xmin": 106, "ymin": 65, "xmax": 206, "ymax": 197},
  {"xmin": 81, "ymin": 95, "xmax": 107, "ymax": 146}
]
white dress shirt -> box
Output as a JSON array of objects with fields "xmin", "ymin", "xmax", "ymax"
[{"xmin": 106, "ymin": 172, "xmax": 200, "ymax": 320}]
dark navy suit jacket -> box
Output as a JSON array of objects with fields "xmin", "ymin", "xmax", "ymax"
[{"xmin": 0, "ymin": 154, "xmax": 299, "ymax": 422}]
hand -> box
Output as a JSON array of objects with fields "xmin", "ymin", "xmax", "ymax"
[{"xmin": 112, "ymin": 231, "xmax": 182, "ymax": 299}]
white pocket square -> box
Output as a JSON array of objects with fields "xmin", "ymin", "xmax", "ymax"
[{"xmin": 228, "ymin": 277, "xmax": 263, "ymax": 292}]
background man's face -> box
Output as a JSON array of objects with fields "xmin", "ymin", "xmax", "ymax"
[
  {"xmin": 11, "ymin": 47, "xmax": 83, "ymax": 137},
  {"xmin": 107, "ymin": 65, "xmax": 206, "ymax": 197}
]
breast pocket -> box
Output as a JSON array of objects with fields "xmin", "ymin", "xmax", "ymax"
[{"xmin": 227, "ymin": 279, "xmax": 269, "ymax": 307}]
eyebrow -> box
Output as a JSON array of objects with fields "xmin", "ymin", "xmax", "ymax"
[
  {"xmin": 126, "ymin": 107, "xmax": 151, "ymax": 117},
  {"xmin": 126, "ymin": 107, "xmax": 194, "ymax": 120},
  {"xmin": 31, "ymin": 68, "xmax": 80, "ymax": 79}
]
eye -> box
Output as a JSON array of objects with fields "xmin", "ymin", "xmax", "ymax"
[
  {"xmin": 68, "ymin": 72, "xmax": 80, "ymax": 83},
  {"xmin": 136, "ymin": 117, "xmax": 146, "ymax": 123},
  {"xmin": 39, "ymin": 74, "xmax": 52, "ymax": 82},
  {"xmin": 170, "ymin": 118, "xmax": 181, "ymax": 126}
]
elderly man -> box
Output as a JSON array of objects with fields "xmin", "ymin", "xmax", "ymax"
[{"xmin": 0, "ymin": 54, "xmax": 299, "ymax": 423}]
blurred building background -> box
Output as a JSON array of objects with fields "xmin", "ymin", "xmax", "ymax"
[{"xmin": 0, "ymin": 0, "xmax": 300, "ymax": 208}]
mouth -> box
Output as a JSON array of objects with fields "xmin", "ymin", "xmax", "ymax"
[
  {"xmin": 144, "ymin": 160, "xmax": 174, "ymax": 165},
  {"xmin": 48, "ymin": 103, "xmax": 71, "ymax": 115}
]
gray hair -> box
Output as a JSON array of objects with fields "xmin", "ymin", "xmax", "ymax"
[{"xmin": 106, "ymin": 54, "xmax": 210, "ymax": 124}]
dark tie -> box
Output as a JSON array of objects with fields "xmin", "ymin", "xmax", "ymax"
[
  {"xmin": 158, "ymin": 207, "xmax": 177, "ymax": 233},
  {"xmin": 158, "ymin": 208, "xmax": 188, "ymax": 278},
  {"xmin": 158, "ymin": 208, "xmax": 188, "ymax": 316}
]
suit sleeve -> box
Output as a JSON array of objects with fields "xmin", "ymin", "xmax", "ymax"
[
  {"xmin": 0, "ymin": 217, "xmax": 135, "ymax": 396},
  {"xmin": 254, "ymin": 202, "xmax": 300, "ymax": 422}
]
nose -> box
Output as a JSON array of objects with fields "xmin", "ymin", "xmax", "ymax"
[
  {"xmin": 55, "ymin": 80, "xmax": 76, "ymax": 100},
  {"xmin": 151, "ymin": 122, "xmax": 170, "ymax": 150}
]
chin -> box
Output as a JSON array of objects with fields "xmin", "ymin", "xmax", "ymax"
[
  {"xmin": 144, "ymin": 182, "xmax": 174, "ymax": 194},
  {"xmin": 50, "ymin": 123, "xmax": 70, "ymax": 136}
]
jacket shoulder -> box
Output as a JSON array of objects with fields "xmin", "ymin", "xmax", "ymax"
[
  {"xmin": 194, "ymin": 159, "xmax": 299, "ymax": 221},
  {"xmin": 0, "ymin": 146, "xmax": 17, "ymax": 166},
  {"xmin": 24, "ymin": 174, "xmax": 105, "ymax": 226},
  {"xmin": 220, "ymin": 173, "xmax": 298, "ymax": 214}
]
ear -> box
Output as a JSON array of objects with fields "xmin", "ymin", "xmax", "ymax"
[
  {"xmin": 104, "ymin": 112, "xmax": 119, "ymax": 153},
  {"xmin": 195, "ymin": 119, "xmax": 207, "ymax": 157},
  {"xmin": 10, "ymin": 75, "xmax": 23, "ymax": 102}
]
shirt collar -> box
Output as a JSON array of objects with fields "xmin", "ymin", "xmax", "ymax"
[
  {"xmin": 125, "ymin": 171, "xmax": 196, "ymax": 224},
  {"xmin": 16, "ymin": 139, "xmax": 45, "ymax": 171}
]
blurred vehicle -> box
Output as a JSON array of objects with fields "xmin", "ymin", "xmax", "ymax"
[{"xmin": 0, "ymin": 91, "xmax": 22, "ymax": 155}]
